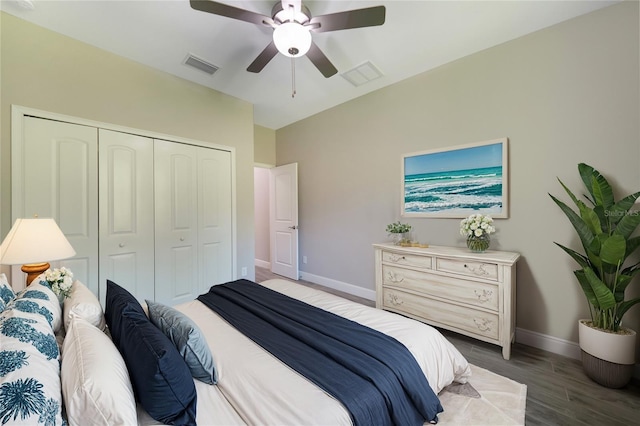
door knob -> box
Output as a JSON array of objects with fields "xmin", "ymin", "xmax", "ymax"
[
  {"xmin": 119, "ymin": 243, "xmax": 125, "ymax": 248},
  {"xmin": 288, "ymin": 225, "xmax": 298, "ymax": 230}
]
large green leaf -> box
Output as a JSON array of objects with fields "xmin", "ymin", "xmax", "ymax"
[
  {"xmin": 614, "ymin": 208, "xmax": 640, "ymax": 239},
  {"xmin": 574, "ymin": 270, "xmax": 599, "ymax": 307},
  {"xmin": 581, "ymin": 163, "xmax": 615, "ymax": 208},
  {"xmin": 581, "ymin": 207, "xmax": 603, "ymax": 237},
  {"xmin": 600, "ymin": 234, "xmax": 626, "ymax": 266},
  {"xmin": 613, "ymin": 274, "xmax": 633, "ymax": 300},
  {"xmin": 549, "ymin": 194, "xmax": 595, "ymax": 251},
  {"xmin": 624, "ymin": 236, "xmax": 640, "ymax": 259},
  {"xmin": 578, "ymin": 163, "xmax": 597, "ymax": 202},
  {"xmin": 617, "ymin": 298, "xmax": 640, "ymax": 321},
  {"xmin": 559, "ymin": 178, "xmax": 582, "ymax": 208},
  {"xmin": 584, "ymin": 267, "xmax": 617, "ymax": 310},
  {"xmin": 554, "ymin": 243, "xmax": 590, "ymax": 269},
  {"xmin": 609, "ymin": 191, "xmax": 640, "ymax": 225}
]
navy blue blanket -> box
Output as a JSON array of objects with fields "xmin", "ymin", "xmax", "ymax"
[{"xmin": 197, "ymin": 280, "xmax": 442, "ymax": 425}]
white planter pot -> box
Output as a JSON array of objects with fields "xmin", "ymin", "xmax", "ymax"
[
  {"xmin": 578, "ymin": 319, "xmax": 636, "ymax": 364},
  {"xmin": 578, "ymin": 319, "xmax": 636, "ymax": 388}
]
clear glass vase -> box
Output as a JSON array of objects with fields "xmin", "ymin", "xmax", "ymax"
[
  {"xmin": 390, "ymin": 232, "xmax": 407, "ymax": 246},
  {"xmin": 467, "ymin": 233, "xmax": 490, "ymax": 253}
]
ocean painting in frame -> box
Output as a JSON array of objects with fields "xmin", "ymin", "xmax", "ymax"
[{"xmin": 402, "ymin": 138, "xmax": 508, "ymax": 218}]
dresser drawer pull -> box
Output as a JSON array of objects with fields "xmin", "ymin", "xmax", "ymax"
[
  {"xmin": 464, "ymin": 263, "xmax": 491, "ymax": 277},
  {"xmin": 388, "ymin": 254, "xmax": 406, "ymax": 263},
  {"xmin": 474, "ymin": 289, "xmax": 493, "ymax": 303},
  {"xmin": 387, "ymin": 293, "xmax": 404, "ymax": 306},
  {"xmin": 386, "ymin": 270, "xmax": 404, "ymax": 284},
  {"xmin": 473, "ymin": 317, "xmax": 493, "ymax": 332}
]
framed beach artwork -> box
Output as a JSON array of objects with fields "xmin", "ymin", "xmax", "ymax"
[{"xmin": 401, "ymin": 138, "xmax": 509, "ymax": 218}]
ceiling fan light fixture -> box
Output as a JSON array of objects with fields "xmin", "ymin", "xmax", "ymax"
[{"xmin": 273, "ymin": 22, "xmax": 311, "ymax": 58}]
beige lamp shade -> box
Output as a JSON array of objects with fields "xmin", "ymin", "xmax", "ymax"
[{"xmin": 0, "ymin": 218, "xmax": 76, "ymax": 285}]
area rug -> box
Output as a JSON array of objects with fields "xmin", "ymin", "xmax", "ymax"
[{"xmin": 436, "ymin": 364, "xmax": 527, "ymax": 425}]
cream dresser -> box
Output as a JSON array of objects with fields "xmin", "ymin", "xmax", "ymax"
[{"xmin": 374, "ymin": 243, "xmax": 520, "ymax": 359}]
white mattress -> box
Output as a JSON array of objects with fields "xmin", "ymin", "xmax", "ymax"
[{"xmin": 156, "ymin": 279, "xmax": 471, "ymax": 426}]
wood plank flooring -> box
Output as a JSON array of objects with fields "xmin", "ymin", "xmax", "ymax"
[{"xmin": 255, "ymin": 267, "xmax": 640, "ymax": 425}]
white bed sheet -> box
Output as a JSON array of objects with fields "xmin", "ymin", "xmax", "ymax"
[{"xmin": 165, "ymin": 278, "xmax": 471, "ymax": 426}]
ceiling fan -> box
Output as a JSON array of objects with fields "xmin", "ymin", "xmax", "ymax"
[{"xmin": 190, "ymin": 0, "xmax": 386, "ymax": 78}]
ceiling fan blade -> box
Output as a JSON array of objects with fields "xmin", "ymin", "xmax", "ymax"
[
  {"xmin": 306, "ymin": 42, "xmax": 337, "ymax": 78},
  {"xmin": 247, "ymin": 41, "xmax": 279, "ymax": 73},
  {"xmin": 190, "ymin": 0, "xmax": 271, "ymax": 26},
  {"xmin": 309, "ymin": 6, "xmax": 385, "ymax": 33}
]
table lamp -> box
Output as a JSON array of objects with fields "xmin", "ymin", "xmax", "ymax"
[{"xmin": 0, "ymin": 218, "xmax": 76, "ymax": 286}]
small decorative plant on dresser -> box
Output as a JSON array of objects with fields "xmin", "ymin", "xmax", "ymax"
[{"xmin": 373, "ymin": 244, "xmax": 520, "ymax": 359}]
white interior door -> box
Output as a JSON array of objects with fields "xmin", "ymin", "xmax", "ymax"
[
  {"xmin": 269, "ymin": 163, "xmax": 298, "ymax": 280},
  {"xmin": 98, "ymin": 129, "xmax": 155, "ymax": 303},
  {"xmin": 13, "ymin": 117, "xmax": 98, "ymax": 292}
]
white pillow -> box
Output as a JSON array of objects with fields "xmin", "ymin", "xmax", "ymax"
[
  {"xmin": 61, "ymin": 314, "xmax": 137, "ymax": 426},
  {"xmin": 63, "ymin": 280, "xmax": 105, "ymax": 332}
]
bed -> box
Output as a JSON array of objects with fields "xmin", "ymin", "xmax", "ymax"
[{"xmin": 0, "ymin": 274, "xmax": 471, "ymax": 426}]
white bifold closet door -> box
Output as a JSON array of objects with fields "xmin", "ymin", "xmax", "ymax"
[
  {"xmin": 16, "ymin": 117, "xmax": 99, "ymax": 294},
  {"xmin": 15, "ymin": 115, "xmax": 233, "ymax": 304},
  {"xmin": 154, "ymin": 140, "xmax": 233, "ymax": 306},
  {"xmin": 98, "ymin": 129, "xmax": 155, "ymax": 303}
]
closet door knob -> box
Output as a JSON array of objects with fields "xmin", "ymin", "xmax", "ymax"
[
  {"xmin": 119, "ymin": 243, "xmax": 125, "ymax": 248},
  {"xmin": 180, "ymin": 237, "xmax": 185, "ymax": 241}
]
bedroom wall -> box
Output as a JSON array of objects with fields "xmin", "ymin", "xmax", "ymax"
[
  {"xmin": 276, "ymin": 1, "xmax": 640, "ymax": 352},
  {"xmin": 254, "ymin": 124, "xmax": 276, "ymax": 166},
  {"xmin": 0, "ymin": 12, "xmax": 256, "ymax": 280},
  {"xmin": 253, "ymin": 125, "xmax": 276, "ymax": 269}
]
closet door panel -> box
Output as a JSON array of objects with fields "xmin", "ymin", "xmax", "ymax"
[
  {"xmin": 98, "ymin": 129, "xmax": 155, "ymax": 303},
  {"xmin": 198, "ymin": 148, "xmax": 233, "ymax": 292},
  {"xmin": 17, "ymin": 117, "xmax": 98, "ymax": 293},
  {"xmin": 154, "ymin": 140, "xmax": 199, "ymax": 305}
]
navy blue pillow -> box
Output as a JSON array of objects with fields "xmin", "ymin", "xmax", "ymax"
[{"xmin": 104, "ymin": 280, "xmax": 197, "ymax": 425}]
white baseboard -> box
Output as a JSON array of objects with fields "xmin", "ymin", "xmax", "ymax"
[
  {"xmin": 515, "ymin": 327, "xmax": 581, "ymax": 360},
  {"xmin": 298, "ymin": 271, "xmax": 376, "ymax": 301},
  {"xmin": 254, "ymin": 259, "xmax": 271, "ymax": 269}
]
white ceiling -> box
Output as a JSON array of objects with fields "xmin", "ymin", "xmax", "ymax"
[{"xmin": 1, "ymin": 0, "xmax": 618, "ymax": 129}]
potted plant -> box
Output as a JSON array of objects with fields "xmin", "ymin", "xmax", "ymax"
[
  {"xmin": 549, "ymin": 163, "xmax": 640, "ymax": 388},
  {"xmin": 386, "ymin": 221, "xmax": 412, "ymax": 246}
]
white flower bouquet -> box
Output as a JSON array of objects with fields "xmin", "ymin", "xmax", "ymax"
[
  {"xmin": 459, "ymin": 214, "xmax": 496, "ymax": 238},
  {"xmin": 42, "ymin": 267, "xmax": 74, "ymax": 300}
]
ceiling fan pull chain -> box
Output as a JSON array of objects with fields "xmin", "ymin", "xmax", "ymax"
[{"xmin": 291, "ymin": 56, "xmax": 297, "ymax": 98}]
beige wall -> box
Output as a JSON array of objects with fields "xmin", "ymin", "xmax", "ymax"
[
  {"xmin": 254, "ymin": 124, "xmax": 276, "ymax": 165},
  {"xmin": 254, "ymin": 167, "xmax": 270, "ymax": 265},
  {"xmin": 276, "ymin": 2, "xmax": 640, "ymax": 347},
  {"xmin": 0, "ymin": 13, "xmax": 256, "ymax": 280}
]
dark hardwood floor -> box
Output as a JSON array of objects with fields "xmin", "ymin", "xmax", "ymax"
[{"xmin": 255, "ymin": 267, "xmax": 640, "ymax": 425}]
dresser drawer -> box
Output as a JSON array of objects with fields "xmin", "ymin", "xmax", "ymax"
[
  {"xmin": 382, "ymin": 288, "xmax": 499, "ymax": 340},
  {"xmin": 382, "ymin": 250, "xmax": 432, "ymax": 270},
  {"xmin": 435, "ymin": 257, "xmax": 499, "ymax": 281},
  {"xmin": 382, "ymin": 265, "xmax": 499, "ymax": 311}
]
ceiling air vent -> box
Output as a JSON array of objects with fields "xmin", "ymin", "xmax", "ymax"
[
  {"xmin": 341, "ymin": 61, "xmax": 383, "ymax": 87},
  {"xmin": 183, "ymin": 53, "xmax": 219, "ymax": 75}
]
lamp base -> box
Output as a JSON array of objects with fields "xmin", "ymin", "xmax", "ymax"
[{"xmin": 21, "ymin": 262, "xmax": 50, "ymax": 286}]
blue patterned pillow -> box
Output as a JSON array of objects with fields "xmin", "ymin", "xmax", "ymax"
[
  {"xmin": 0, "ymin": 305, "xmax": 63, "ymax": 425},
  {"xmin": 0, "ymin": 273, "xmax": 15, "ymax": 312},
  {"xmin": 146, "ymin": 300, "xmax": 217, "ymax": 385},
  {"xmin": 13, "ymin": 279, "xmax": 63, "ymax": 333},
  {"xmin": 105, "ymin": 280, "xmax": 197, "ymax": 425}
]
